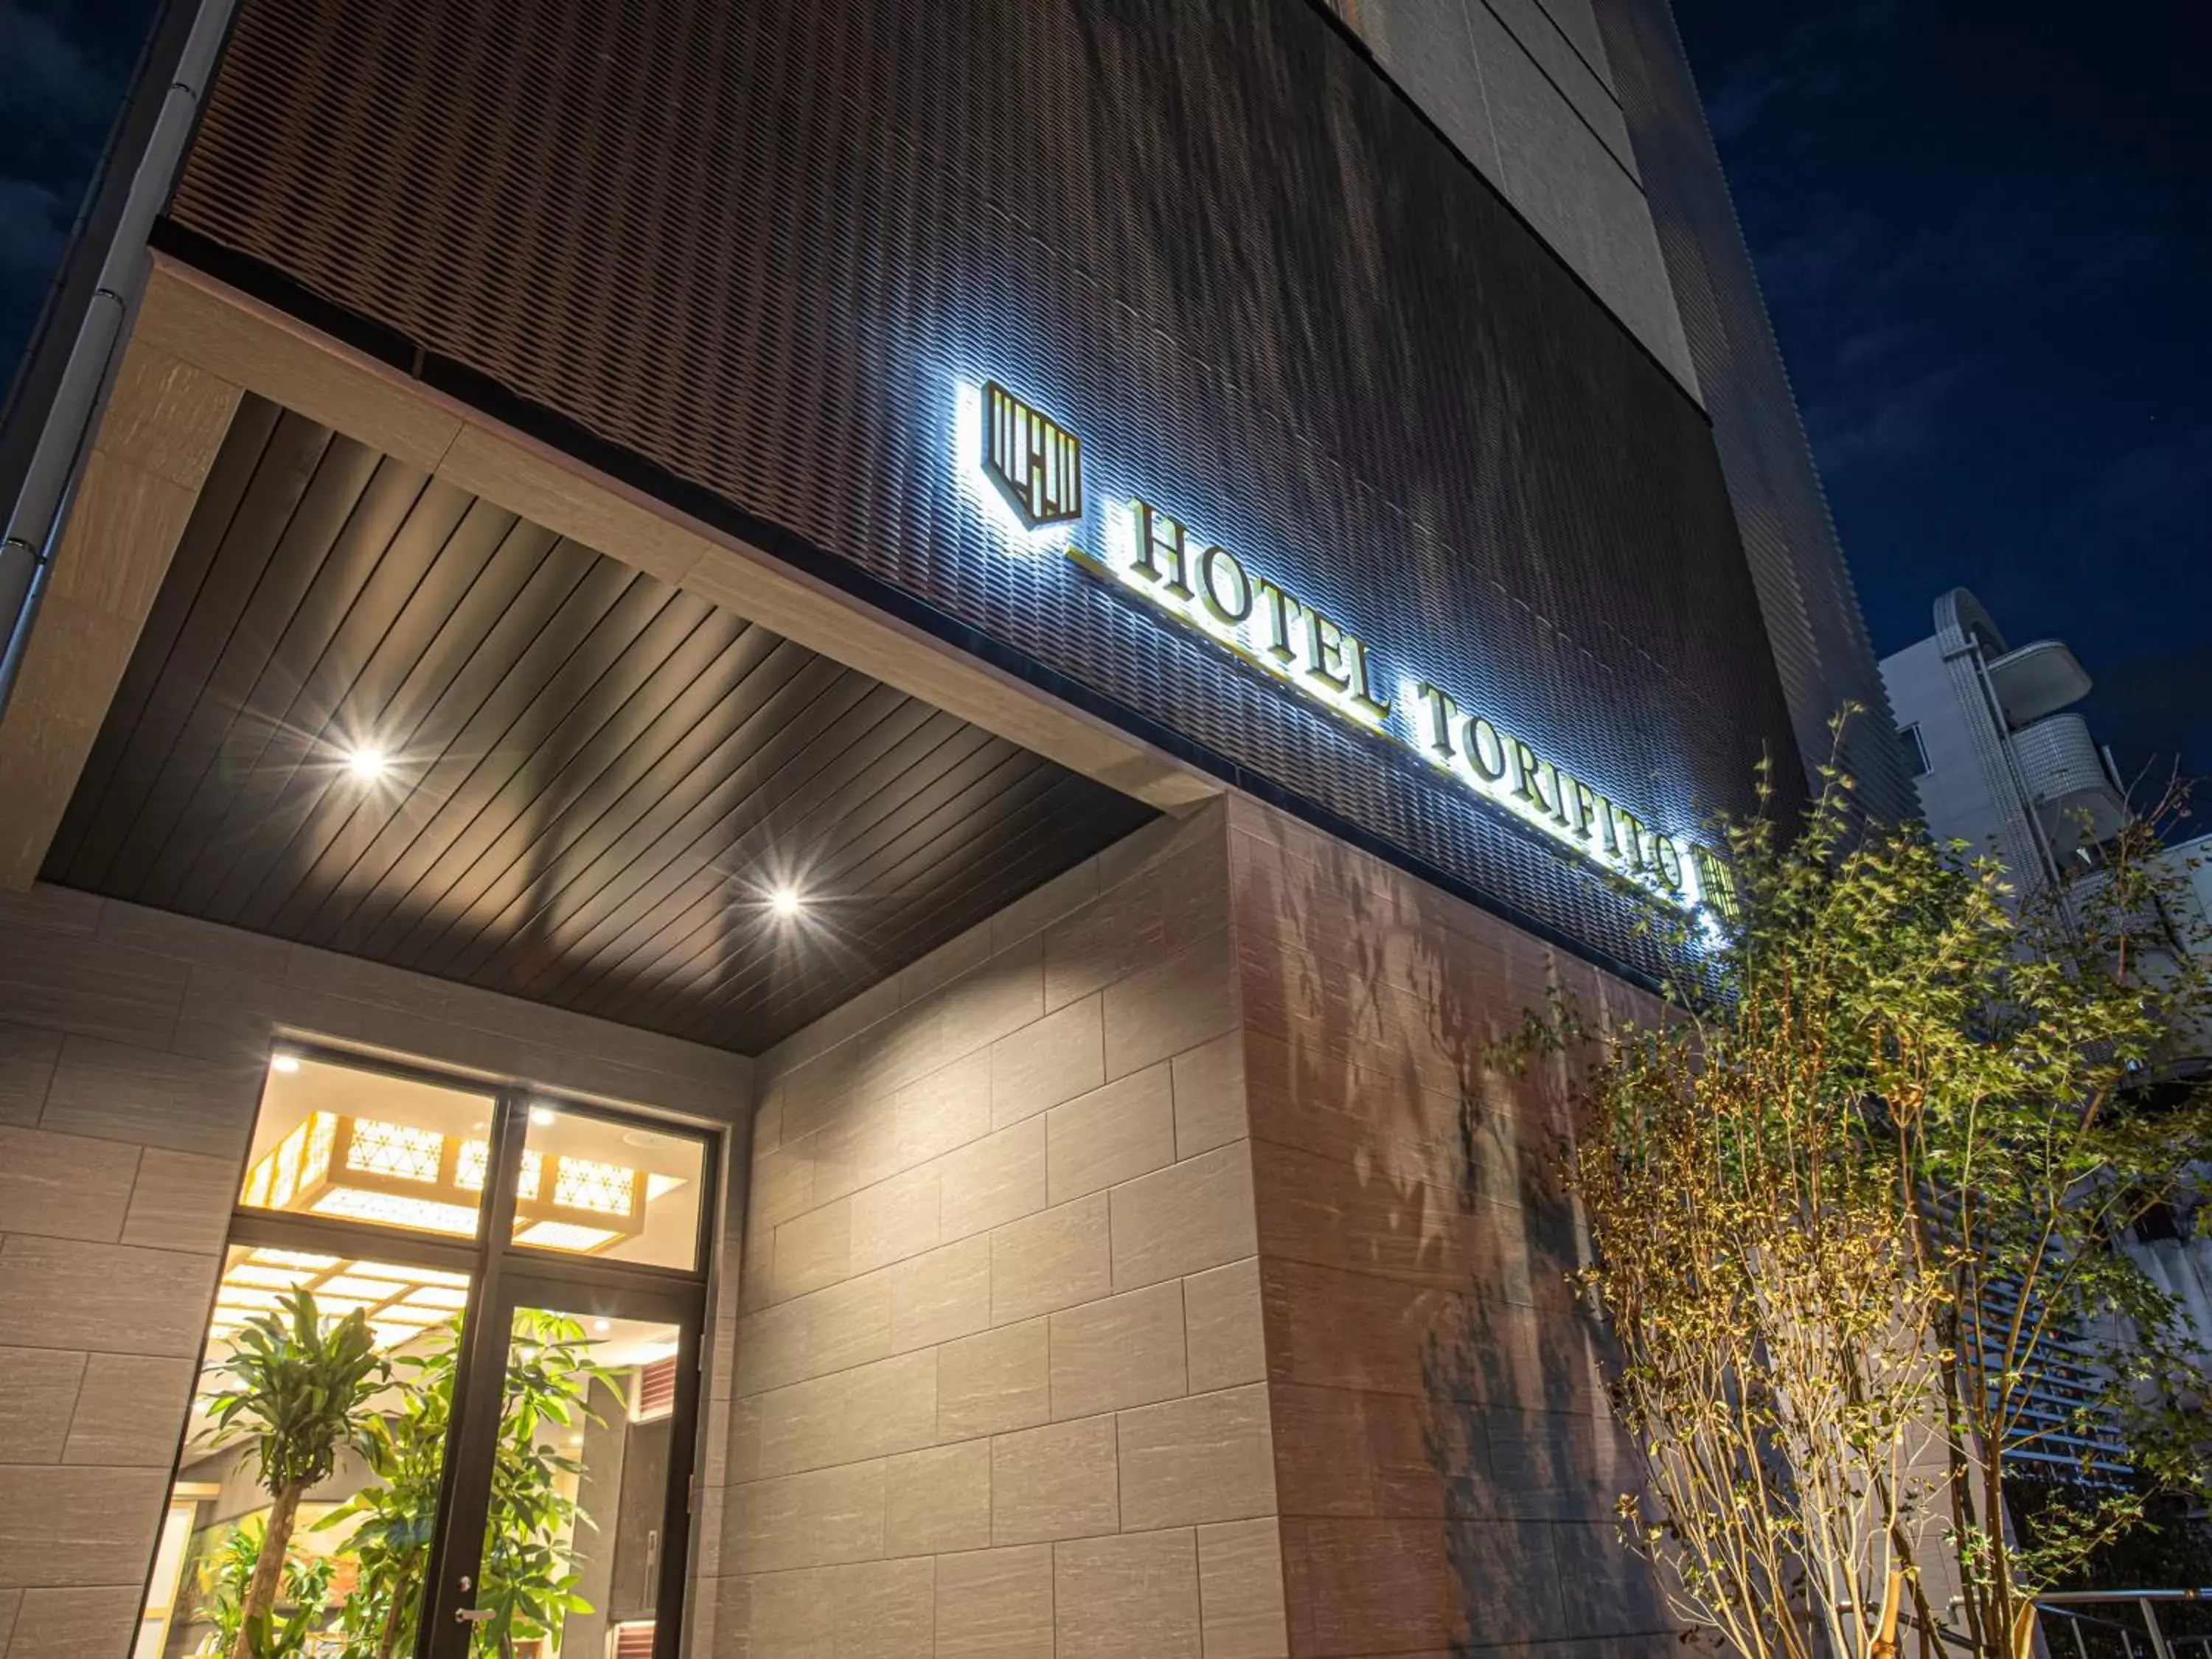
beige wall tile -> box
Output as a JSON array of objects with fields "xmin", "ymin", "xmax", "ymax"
[
  {"xmin": 0, "ymin": 939, "xmax": 186, "ymax": 1055},
  {"xmin": 1102, "ymin": 936, "xmax": 1237, "ymax": 1081},
  {"xmin": 735, "ymin": 1294, "xmax": 812, "ymax": 1398},
  {"xmin": 990, "ymin": 1415, "xmax": 1118, "ymax": 1544},
  {"xmin": 1183, "ymin": 1257, "xmax": 1267, "ymax": 1393},
  {"xmin": 1049, "ymin": 1281, "xmax": 1186, "ymax": 1422},
  {"xmin": 1, "ymin": 1585, "xmax": 142, "ymax": 1659},
  {"xmin": 0, "ymin": 1127, "xmax": 138, "ymax": 1242},
  {"xmin": 939, "ymin": 1320, "xmax": 1050, "ymax": 1441},
  {"xmin": 116, "ymin": 1147, "xmax": 234, "ymax": 1253},
  {"xmin": 729, "ymin": 1397, "xmax": 762, "ymax": 1486},
  {"xmin": 935, "ymin": 1543, "xmax": 1054, "ymax": 1659},
  {"xmin": 723, "ymin": 1459, "xmax": 886, "ymax": 1573},
  {"xmin": 1171, "ymin": 1030, "xmax": 1248, "ymax": 1159},
  {"xmin": 848, "ymin": 1162, "xmax": 939, "ymax": 1275},
  {"xmin": 0, "ymin": 1347, "xmax": 84, "ymax": 1464},
  {"xmin": 939, "ymin": 1116, "xmax": 1046, "ymax": 1242},
  {"xmin": 736, "ymin": 1565, "xmax": 832, "ymax": 1655},
  {"xmin": 0, "ymin": 1237, "xmax": 215, "ymax": 1356},
  {"xmin": 1109, "ymin": 1143, "xmax": 1256, "ymax": 1291},
  {"xmin": 773, "ymin": 1198, "xmax": 852, "ymax": 1301},
  {"xmin": 38, "ymin": 1036, "xmax": 254, "ymax": 1158},
  {"xmin": 990, "ymin": 993, "xmax": 1104, "ymax": 1130},
  {"xmin": 940, "ymin": 933, "xmax": 1045, "ymax": 1059},
  {"xmin": 897, "ymin": 922, "xmax": 995, "ymax": 1009},
  {"xmin": 0, "ymin": 1022, "xmax": 61, "ymax": 1128},
  {"xmin": 756, "ymin": 1350, "xmax": 936, "ymax": 1478},
  {"xmin": 0, "ymin": 1466, "xmax": 166, "ymax": 1587},
  {"xmin": 832, "ymin": 1555, "xmax": 935, "ymax": 1658},
  {"xmin": 848, "ymin": 999, "xmax": 947, "ymax": 1105},
  {"xmin": 896, "ymin": 1046, "xmax": 993, "ymax": 1168},
  {"xmin": 1117, "ymin": 1384, "xmax": 1276, "ymax": 1531},
  {"xmin": 749, "ymin": 1136, "xmax": 815, "ymax": 1231},
  {"xmin": 809, "ymin": 1094, "xmax": 905, "ymax": 1206},
  {"xmin": 62, "ymin": 1354, "xmax": 192, "ymax": 1466},
  {"xmin": 1054, "ymin": 1526, "xmax": 1202, "ymax": 1659},
  {"xmin": 886, "ymin": 1439, "xmax": 991, "ymax": 1556},
  {"xmin": 1046, "ymin": 1064, "xmax": 1174, "ymax": 1205},
  {"xmin": 888, "ymin": 1233, "xmax": 992, "ymax": 1353},
  {"xmin": 989, "ymin": 855, "xmax": 1101, "ymax": 953},
  {"xmin": 1197, "ymin": 1518, "xmax": 1289, "ymax": 1658},
  {"xmin": 991, "ymin": 1192, "xmax": 1110, "ymax": 1326},
  {"xmin": 803, "ymin": 1270, "xmax": 897, "ymax": 1380}
]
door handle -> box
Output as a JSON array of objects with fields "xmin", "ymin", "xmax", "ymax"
[{"xmin": 456, "ymin": 1609, "xmax": 495, "ymax": 1624}]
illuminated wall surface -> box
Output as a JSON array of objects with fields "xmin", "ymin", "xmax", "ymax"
[{"xmin": 162, "ymin": 0, "xmax": 1801, "ymax": 972}]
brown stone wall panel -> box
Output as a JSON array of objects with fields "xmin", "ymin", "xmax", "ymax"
[
  {"xmin": 0, "ymin": 1466, "xmax": 169, "ymax": 1588},
  {"xmin": 1, "ymin": 1585, "xmax": 145, "ymax": 1659},
  {"xmin": 0, "ymin": 1348, "xmax": 86, "ymax": 1464},
  {"xmin": 934, "ymin": 1543, "xmax": 1054, "ymax": 1659},
  {"xmin": 0, "ymin": 1023, "xmax": 61, "ymax": 1128}
]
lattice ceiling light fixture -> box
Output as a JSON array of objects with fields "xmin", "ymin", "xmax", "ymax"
[
  {"xmin": 240, "ymin": 1111, "xmax": 680, "ymax": 1255},
  {"xmin": 208, "ymin": 1248, "xmax": 473, "ymax": 1352}
]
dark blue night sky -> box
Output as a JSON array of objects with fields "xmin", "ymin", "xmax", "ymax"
[
  {"xmin": 4, "ymin": 0, "xmax": 2205, "ymax": 781},
  {"xmin": 1672, "ymin": 0, "xmax": 2211, "ymax": 785}
]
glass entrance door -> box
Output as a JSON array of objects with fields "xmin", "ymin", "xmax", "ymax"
[{"xmin": 147, "ymin": 1048, "xmax": 712, "ymax": 1659}]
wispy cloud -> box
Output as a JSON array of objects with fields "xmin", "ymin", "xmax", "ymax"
[
  {"xmin": 1803, "ymin": 364, "xmax": 1964, "ymax": 472},
  {"xmin": 1, "ymin": 2, "xmax": 112, "ymax": 124},
  {"xmin": 0, "ymin": 178, "xmax": 69, "ymax": 277},
  {"xmin": 1698, "ymin": 0, "xmax": 1901, "ymax": 142}
]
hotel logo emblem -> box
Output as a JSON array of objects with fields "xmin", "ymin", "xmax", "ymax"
[{"xmin": 982, "ymin": 380, "xmax": 1084, "ymax": 528}]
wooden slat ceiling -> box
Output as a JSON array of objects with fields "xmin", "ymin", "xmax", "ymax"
[{"xmin": 44, "ymin": 396, "xmax": 1154, "ymax": 1051}]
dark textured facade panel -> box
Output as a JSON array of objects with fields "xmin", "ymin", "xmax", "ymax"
[
  {"xmin": 164, "ymin": 0, "xmax": 1804, "ymax": 974},
  {"xmin": 1594, "ymin": 0, "xmax": 1913, "ymax": 821},
  {"xmin": 44, "ymin": 399, "xmax": 1153, "ymax": 1051}
]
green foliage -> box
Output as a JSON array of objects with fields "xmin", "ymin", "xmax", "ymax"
[
  {"xmin": 470, "ymin": 1309, "xmax": 611, "ymax": 1657},
  {"xmin": 1558, "ymin": 720, "xmax": 2212, "ymax": 1659},
  {"xmin": 317, "ymin": 1326, "xmax": 456, "ymax": 1659},
  {"xmin": 204, "ymin": 1290, "xmax": 389, "ymax": 1498},
  {"xmin": 202, "ymin": 1290, "xmax": 389, "ymax": 1659},
  {"xmin": 318, "ymin": 1309, "xmax": 613, "ymax": 1659},
  {"xmin": 192, "ymin": 1516, "xmax": 331, "ymax": 1658}
]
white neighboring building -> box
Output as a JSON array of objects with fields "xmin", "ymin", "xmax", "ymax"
[
  {"xmin": 1883, "ymin": 589, "xmax": 2212, "ymax": 1447},
  {"xmin": 1879, "ymin": 588, "xmax": 2129, "ymax": 892}
]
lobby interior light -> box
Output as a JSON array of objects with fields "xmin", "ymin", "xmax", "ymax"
[
  {"xmin": 344, "ymin": 747, "xmax": 388, "ymax": 781},
  {"xmin": 269, "ymin": 1051, "xmax": 302, "ymax": 1074},
  {"xmin": 770, "ymin": 885, "xmax": 805, "ymax": 918},
  {"xmin": 240, "ymin": 1110, "xmax": 675, "ymax": 1256}
]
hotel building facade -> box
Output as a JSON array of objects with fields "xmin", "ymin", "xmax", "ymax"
[{"xmin": 0, "ymin": 0, "xmax": 1903, "ymax": 1654}]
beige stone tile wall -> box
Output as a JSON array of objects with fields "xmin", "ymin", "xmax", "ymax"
[
  {"xmin": 1223, "ymin": 797, "xmax": 1676, "ymax": 1658},
  {"xmin": 0, "ymin": 883, "xmax": 748, "ymax": 1659},
  {"xmin": 708, "ymin": 802, "xmax": 1288, "ymax": 1658}
]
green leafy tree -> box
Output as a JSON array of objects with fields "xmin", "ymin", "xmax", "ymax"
[
  {"xmin": 1556, "ymin": 731, "xmax": 2212, "ymax": 1658},
  {"xmin": 192, "ymin": 1517, "xmax": 333, "ymax": 1658},
  {"xmin": 203, "ymin": 1290, "xmax": 388, "ymax": 1659},
  {"xmin": 470, "ymin": 1310, "xmax": 611, "ymax": 1658},
  {"xmin": 318, "ymin": 1330, "xmax": 457, "ymax": 1659},
  {"xmin": 321, "ymin": 1310, "xmax": 612, "ymax": 1659}
]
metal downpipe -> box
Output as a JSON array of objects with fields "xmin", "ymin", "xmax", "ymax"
[{"xmin": 0, "ymin": 0, "xmax": 235, "ymax": 718}]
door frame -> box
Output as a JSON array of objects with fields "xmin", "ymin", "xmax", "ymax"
[{"xmin": 218, "ymin": 1045, "xmax": 719, "ymax": 1659}]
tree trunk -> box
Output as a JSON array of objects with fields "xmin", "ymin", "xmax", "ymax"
[
  {"xmin": 232, "ymin": 1481, "xmax": 302, "ymax": 1659},
  {"xmin": 373, "ymin": 1554, "xmax": 418, "ymax": 1659}
]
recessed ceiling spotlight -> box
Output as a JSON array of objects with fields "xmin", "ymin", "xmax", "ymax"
[
  {"xmin": 270, "ymin": 1052, "xmax": 302, "ymax": 1074},
  {"xmin": 530, "ymin": 1105, "xmax": 557, "ymax": 1127},
  {"xmin": 345, "ymin": 747, "xmax": 388, "ymax": 781},
  {"xmin": 593, "ymin": 1318, "xmax": 612, "ymax": 1335},
  {"xmin": 770, "ymin": 885, "xmax": 805, "ymax": 918}
]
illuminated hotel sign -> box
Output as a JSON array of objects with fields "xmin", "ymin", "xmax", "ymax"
[{"xmin": 957, "ymin": 380, "xmax": 1734, "ymax": 918}]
